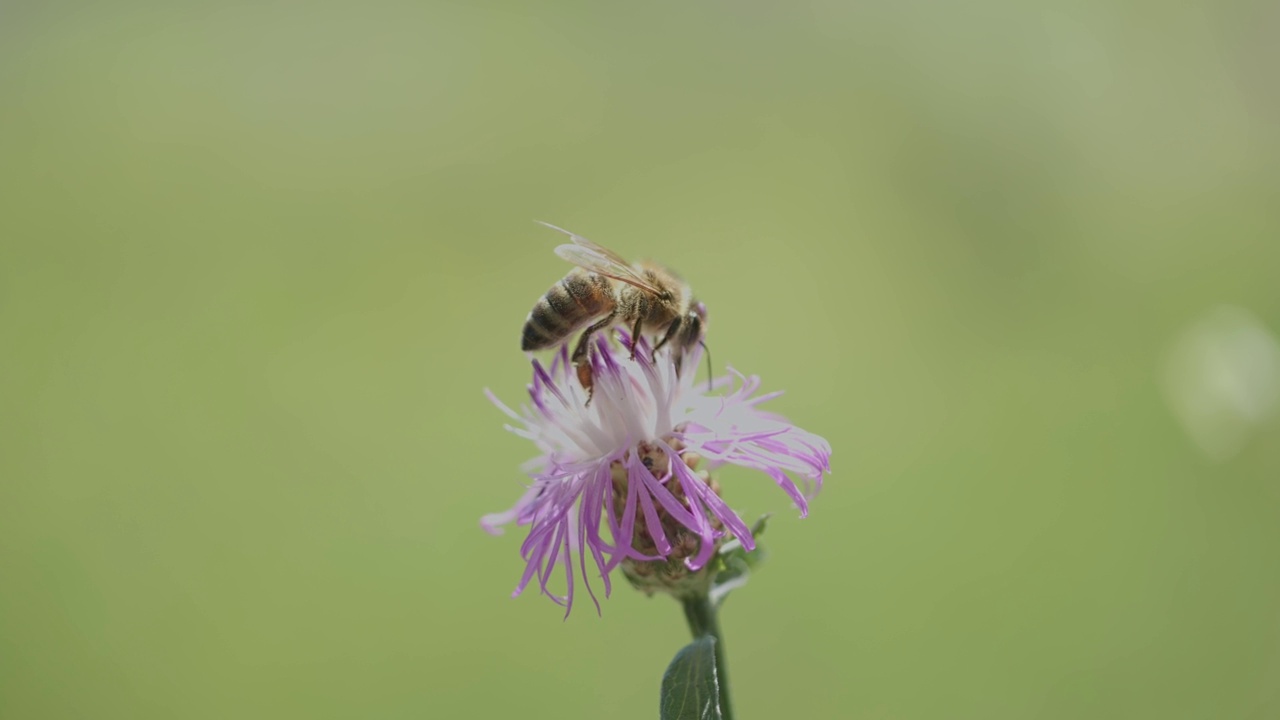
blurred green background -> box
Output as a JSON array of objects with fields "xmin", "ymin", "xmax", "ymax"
[{"xmin": 3, "ymin": 2, "xmax": 1279, "ymax": 718}]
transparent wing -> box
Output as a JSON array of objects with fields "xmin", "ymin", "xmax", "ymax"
[
  {"xmin": 554, "ymin": 245, "xmax": 665, "ymax": 295},
  {"xmin": 537, "ymin": 221, "xmax": 662, "ymax": 295},
  {"xmin": 538, "ymin": 221, "xmax": 632, "ymax": 266}
]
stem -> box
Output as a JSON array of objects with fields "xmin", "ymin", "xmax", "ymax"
[{"xmin": 681, "ymin": 594, "xmax": 734, "ymax": 720}]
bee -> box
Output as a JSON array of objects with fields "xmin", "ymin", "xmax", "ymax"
[{"xmin": 521, "ymin": 222, "xmax": 707, "ymax": 395}]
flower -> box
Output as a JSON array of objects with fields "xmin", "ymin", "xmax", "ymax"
[{"xmin": 482, "ymin": 332, "xmax": 832, "ymax": 616}]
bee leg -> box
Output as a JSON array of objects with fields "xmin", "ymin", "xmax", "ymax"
[
  {"xmin": 571, "ymin": 312, "xmax": 617, "ymax": 406},
  {"xmin": 577, "ymin": 361, "xmax": 595, "ymax": 405},
  {"xmin": 652, "ymin": 316, "xmax": 683, "ymax": 355},
  {"xmin": 629, "ymin": 316, "xmax": 643, "ymax": 360},
  {"xmin": 571, "ymin": 312, "xmax": 617, "ymax": 365}
]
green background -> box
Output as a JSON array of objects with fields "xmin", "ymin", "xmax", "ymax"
[{"xmin": 4, "ymin": 2, "xmax": 1279, "ymax": 718}]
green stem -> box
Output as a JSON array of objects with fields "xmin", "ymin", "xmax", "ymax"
[{"xmin": 681, "ymin": 594, "xmax": 734, "ymax": 720}]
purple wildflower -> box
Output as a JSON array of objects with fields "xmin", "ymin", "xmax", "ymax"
[{"xmin": 482, "ymin": 333, "xmax": 832, "ymax": 616}]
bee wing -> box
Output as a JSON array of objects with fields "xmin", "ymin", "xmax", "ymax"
[
  {"xmin": 538, "ymin": 221, "xmax": 663, "ymax": 296},
  {"xmin": 554, "ymin": 245, "xmax": 664, "ymax": 296}
]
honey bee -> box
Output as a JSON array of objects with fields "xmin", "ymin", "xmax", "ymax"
[{"xmin": 521, "ymin": 222, "xmax": 707, "ymax": 394}]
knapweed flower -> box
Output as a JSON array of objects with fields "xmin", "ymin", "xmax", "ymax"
[{"xmin": 482, "ymin": 333, "xmax": 831, "ymax": 616}]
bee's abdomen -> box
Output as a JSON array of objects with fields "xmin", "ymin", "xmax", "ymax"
[{"xmin": 521, "ymin": 273, "xmax": 611, "ymax": 351}]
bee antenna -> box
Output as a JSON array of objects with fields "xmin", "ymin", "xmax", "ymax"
[{"xmin": 699, "ymin": 340, "xmax": 713, "ymax": 392}]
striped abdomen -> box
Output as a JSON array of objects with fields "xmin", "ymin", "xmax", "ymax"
[{"xmin": 521, "ymin": 271, "xmax": 614, "ymax": 351}]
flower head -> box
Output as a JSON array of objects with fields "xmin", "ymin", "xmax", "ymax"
[{"xmin": 482, "ymin": 332, "xmax": 831, "ymax": 616}]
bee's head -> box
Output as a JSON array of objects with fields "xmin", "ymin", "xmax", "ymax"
[
  {"xmin": 673, "ymin": 302, "xmax": 709, "ymax": 377},
  {"xmin": 680, "ymin": 302, "xmax": 707, "ymax": 352}
]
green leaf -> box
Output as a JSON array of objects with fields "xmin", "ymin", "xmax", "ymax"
[
  {"xmin": 709, "ymin": 514, "xmax": 771, "ymax": 607},
  {"xmin": 749, "ymin": 513, "xmax": 771, "ymax": 539},
  {"xmin": 660, "ymin": 636, "xmax": 722, "ymax": 720}
]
